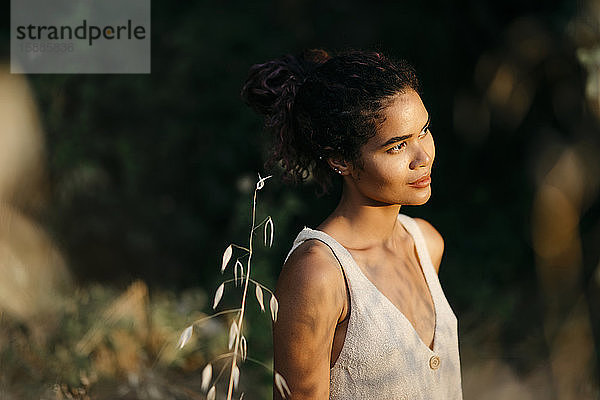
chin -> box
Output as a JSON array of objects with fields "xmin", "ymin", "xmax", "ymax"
[{"xmin": 403, "ymin": 189, "xmax": 432, "ymax": 206}]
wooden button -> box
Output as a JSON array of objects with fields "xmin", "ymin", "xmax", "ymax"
[{"xmin": 429, "ymin": 355, "xmax": 441, "ymax": 370}]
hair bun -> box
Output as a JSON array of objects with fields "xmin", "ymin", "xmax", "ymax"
[{"xmin": 240, "ymin": 49, "xmax": 330, "ymax": 123}]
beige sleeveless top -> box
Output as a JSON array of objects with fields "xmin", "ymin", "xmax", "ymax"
[{"xmin": 284, "ymin": 213, "xmax": 463, "ymax": 399}]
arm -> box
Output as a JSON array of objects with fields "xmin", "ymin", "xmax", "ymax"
[
  {"xmin": 273, "ymin": 240, "xmax": 347, "ymax": 400},
  {"xmin": 414, "ymin": 218, "xmax": 445, "ymax": 274}
]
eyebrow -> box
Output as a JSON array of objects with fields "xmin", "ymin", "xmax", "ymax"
[{"xmin": 380, "ymin": 114, "xmax": 430, "ymax": 148}]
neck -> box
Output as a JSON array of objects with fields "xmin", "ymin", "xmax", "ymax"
[{"xmin": 318, "ymin": 182, "xmax": 404, "ymax": 250}]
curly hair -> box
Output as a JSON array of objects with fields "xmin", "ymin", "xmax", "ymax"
[{"xmin": 240, "ymin": 48, "xmax": 420, "ymax": 194}]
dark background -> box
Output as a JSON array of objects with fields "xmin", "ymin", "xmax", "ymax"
[{"xmin": 0, "ymin": 1, "xmax": 599, "ymax": 399}]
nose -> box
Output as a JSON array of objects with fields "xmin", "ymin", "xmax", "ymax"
[{"xmin": 409, "ymin": 145, "xmax": 431, "ymax": 170}]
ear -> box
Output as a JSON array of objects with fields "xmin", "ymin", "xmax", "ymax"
[
  {"xmin": 322, "ymin": 146, "xmax": 352, "ymax": 176},
  {"xmin": 326, "ymin": 156, "xmax": 351, "ymax": 176}
]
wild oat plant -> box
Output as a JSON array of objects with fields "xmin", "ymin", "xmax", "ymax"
[{"xmin": 177, "ymin": 174, "xmax": 290, "ymax": 400}]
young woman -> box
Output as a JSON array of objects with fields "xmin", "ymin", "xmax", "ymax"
[{"xmin": 242, "ymin": 49, "xmax": 462, "ymax": 400}]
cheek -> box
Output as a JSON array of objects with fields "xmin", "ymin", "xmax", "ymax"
[
  {"xmin": 354, "ymin": 155, "xmax": 382, "ymax": 182},
  {"xmin": 362, "ymin": 155, "xmax": 410, "ymax": 184}
]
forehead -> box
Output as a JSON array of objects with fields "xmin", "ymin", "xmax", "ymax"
[{"xmin": 372, "ymin": 90, "xmax": 428, "ymax": 143}]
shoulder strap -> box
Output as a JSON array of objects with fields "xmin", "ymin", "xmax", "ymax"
[
  {"xmin": 284, "ymin": 227, "xmax": 371, "ymax": 289},
  {"xmin": 396, "ymin": 213, "xmax": 444, "ymax": 300}
]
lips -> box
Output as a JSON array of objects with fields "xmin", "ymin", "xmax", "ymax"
[{"xmin": 409, "ymin": 173, "xmax": 431, "ymax": 185}]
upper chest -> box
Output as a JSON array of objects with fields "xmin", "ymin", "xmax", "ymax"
[{"xmin": 350, "ymin": 243, "xmax": 431, "ymax": 307}]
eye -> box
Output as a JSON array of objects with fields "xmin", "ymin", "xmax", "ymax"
[{"xmin": 387, "ymin": 142, "xmax": 407, "ymax": 153}]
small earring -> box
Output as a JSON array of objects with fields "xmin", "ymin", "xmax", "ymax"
[{"xmin": 333, "ymin": 168, "xmax": 342, "ymax": 174}]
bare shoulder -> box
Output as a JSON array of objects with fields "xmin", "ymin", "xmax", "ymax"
[
  {"xmin": 276, "ymin": 239, "xmax": 347, "ymax": 321},
  {"xmin": 413, "ymin": 218, "xmax": 445, "ymax": 274}
]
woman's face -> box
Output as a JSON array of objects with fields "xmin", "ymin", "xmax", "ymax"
[{"xmin": 348, "ymin": 89, "xmax": 435, "ymax": 206}]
